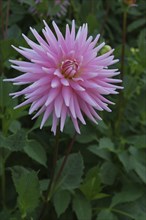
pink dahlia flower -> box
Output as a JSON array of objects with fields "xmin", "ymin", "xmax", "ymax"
[{"xmin": 6, "ymin": 21, "xmax": 122, "ymax": 134}]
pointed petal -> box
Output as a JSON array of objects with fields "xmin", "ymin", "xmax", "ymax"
[
  {"xmin": 40, "ymin": 105, "xmax": 53, "ymax": 128},
  {"xmin": 60, "ymin": 105, "xmax": 67, "ymax": 132},
  {"xmin": 45, "ymin": 88, "xmax": 60, "ymax": 106},
  {"xmin": 54, "ymin": 94, "xmax": 63, "ymax": 118},
  {"xmin": 62, "ymin": 86, "xmax": 72, "ymax": 107},
  {"xmin": 51, "ymin": 113, "xmax": 58, "ymax": 135}
]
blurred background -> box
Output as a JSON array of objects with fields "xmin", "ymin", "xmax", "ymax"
[{"xmin": 0, "ymin": 0, "xmax": 146, "ymax": 220}]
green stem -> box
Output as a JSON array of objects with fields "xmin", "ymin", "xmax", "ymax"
[
  {"xmin": 5, "ymin": 0, "xmax": 11, "ymax": 38},
  {"xmin": 38, "ymin": 131, "xmax": 76, "ymax": 220},
  {"xmin": 53, "ymin": 132, "xmax": 77, "ymax": 186},
  {"xmin": 115, "ymin": 8, "xmax": 128, "ymax": 135},
  {"xmin": 38, "ymin": 126, "xmax": 60, "ymax": 220},
  {"xmin": 91, "ymin": 0, "xmax": 94, "ymax": 14},
  {"xmin": 46, "ymin": 127, "xmax": 60, "ymax": 201},
  {"xmin": 100, "ymin": 0, "xmax": 110, "ymax": 36},
  {"xmin": 121, "ymin": 9, "xmax": 128, "ymax": 80},
  {"xmin": 0, "ymin": 0, "xmax": 5, "ymax": 38}
]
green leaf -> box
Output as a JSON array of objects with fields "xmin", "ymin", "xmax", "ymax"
[
  {"xmin": 0, "ymin": 210, "xmax": 11, "ymax": 220},
  {"xmin": 130, "ymin": 156, "xmax": 146, "ymax": 183},
  {"xmin": 55, "ymin": 153, "xmax": 84, "ymax": 190},
  {"xmin": 39, "ymin": 179, "xmax": 50, "ymax": 192},
  {"xmin": 118, "ymin": 151, "xmax": 132, "ymax": 172},
  {"xmin": 100, "ymin": 161, "xmax": 118, "ymax": 185},
  {"xmin": 97, "ymin": 120, "xmax": 108, "ymax": 133},
  {"xmin": 97, "ymin": 210, "xmax": 118, "ymax": 220},
  {"xmin": 127, "ymin": 135, "xmax": 146, "ymax": 149},
  {"xmin": 0, "ymin": 76, "xmax": 16, "ymax": 108},
  {"xmin": 0, "ymin": 40, "xmax": 17, "ymax": 63},
  {"xmin": 138, "ymin": 30, "xmax": 146, "ymax": 64},
  {"xmin": 8, "ymin": 24, "xmax": 21, "ymax": 39},
  {"xmin": 9, "ymin": 120, "xmax": 21, "ymax": 133},
  {"xmin": 24, "ymin": 140, "xmax": 47, "ymax": 167},
  {"xmin": 0, "ymin": 148, "xmax": 11, "ymax": 165},
  {"xmin": 11, "ymin": 106, "xmax": 28, "ymax": 120},
  {"xmin": 80, "ymin": 166, "xmax": 107, "ymax": 200},
  {"xmin": 53, "ymin": 190, "xmax": 71, "ymax": 218},
  {"xmin": 0, "ymin": 130, "xmax": 27, "ymax": 151},
  {"xmin": 123, "ymin": 75, "xmax": 137, "ymax": 99},
  {"xmin": 77, "ymin": 125, "xmax": 98, "ymax": 143},
  {"xmin": 128, "ymin": 18, "xmax": 146, "ymax": 32},
  {"xmin": 99, "ymin": 138, "xmax": 115, "ymax": 151},
  {"xmin": 16, "ymin": 0, "xmax": 35, "ymax": 6},
  {"xmin": 110, "ymin": 184, "xmax": 143, "ymax": 208},
  {"xmin": 88, "ymin": 145, "xmax": 111, "ymax": 161},
  {"xmin": 119, "ymin": 195, "xmax": 146, "ymax": 220},
  {"xmin": 11, "ymin": 166, "xmax": 40, "ymax": 216},
  {"xmin": 129, "ymin": 147, "xmax": 146, "ymax": 164},
  {"xmin": 30, "ymin": 115, "xmax": 52, "ymax": 131},
  {"xmin": 87, "ymin": 14, "xmax": 98, "ymax": 33},
  {"xmin": 73, "ymin": 193, "xmax": 92, "ymax": 220}
]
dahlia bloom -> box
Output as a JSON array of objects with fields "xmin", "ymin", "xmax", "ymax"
[{"xmin": 6, "ymin": 21, "xmax": 122, "ymax": 134}]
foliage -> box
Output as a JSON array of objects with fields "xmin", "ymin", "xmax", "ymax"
[{"xmin": 0, "ymin": 0, "xmax": 146, "ymax": 219}]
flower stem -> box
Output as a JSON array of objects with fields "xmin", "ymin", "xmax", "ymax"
[
  {"xmin": 38, "ymin": 131, "xmax": 77, "ymax": 220},
  {"xmin": 100, "ymin": 0, "xmax": 110, "ymax": 36},
  {"xmin": 5, "ymin": 0, "xmax": 11, "ymax": 38},
  {"xmin": 53, "ymin": 132, "xmax": 77, "ymax": 186},
  {"xmin": 0, "ymin": 0, "xmax": 5, "ymax": 38},
  {"xmin": 121, "ymin": 9, "xmax": 128, "ymax": 80},
  {"xmin": 46, "ymin": 128, "xmax": 60, "ymax": 201},
  {"xmin": 115, "ymin": 7, "xmax": 128, "ymax": 135},
  {"xmin": 38, "ymin": 126, "xmax": 60, "ymax": 220}
]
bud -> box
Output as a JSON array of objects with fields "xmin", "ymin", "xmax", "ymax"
[
  {"xmin": 123, "ymin": 0, "xmax": 137, "ymax": 7},
  {"xmin": 100, "ymin": 45, "xmax": 112, "ymax": 55},
  {"xmin": 130, "ymin": 47, "xmax": 139, "ymax": 54}
]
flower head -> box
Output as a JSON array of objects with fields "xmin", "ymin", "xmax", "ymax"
[{"xmin": 6, "ymin": 21, "xmax": 122, "ymax": 134}]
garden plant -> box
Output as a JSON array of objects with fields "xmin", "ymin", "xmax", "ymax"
[{"xmin": 0, "ymin": 0, "xmax": 146, "ymax": 220}]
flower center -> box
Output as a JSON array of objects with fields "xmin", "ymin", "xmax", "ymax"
[{"xmin": 61, "ymin": 59, "xmax": 78, "ymax": 78}]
